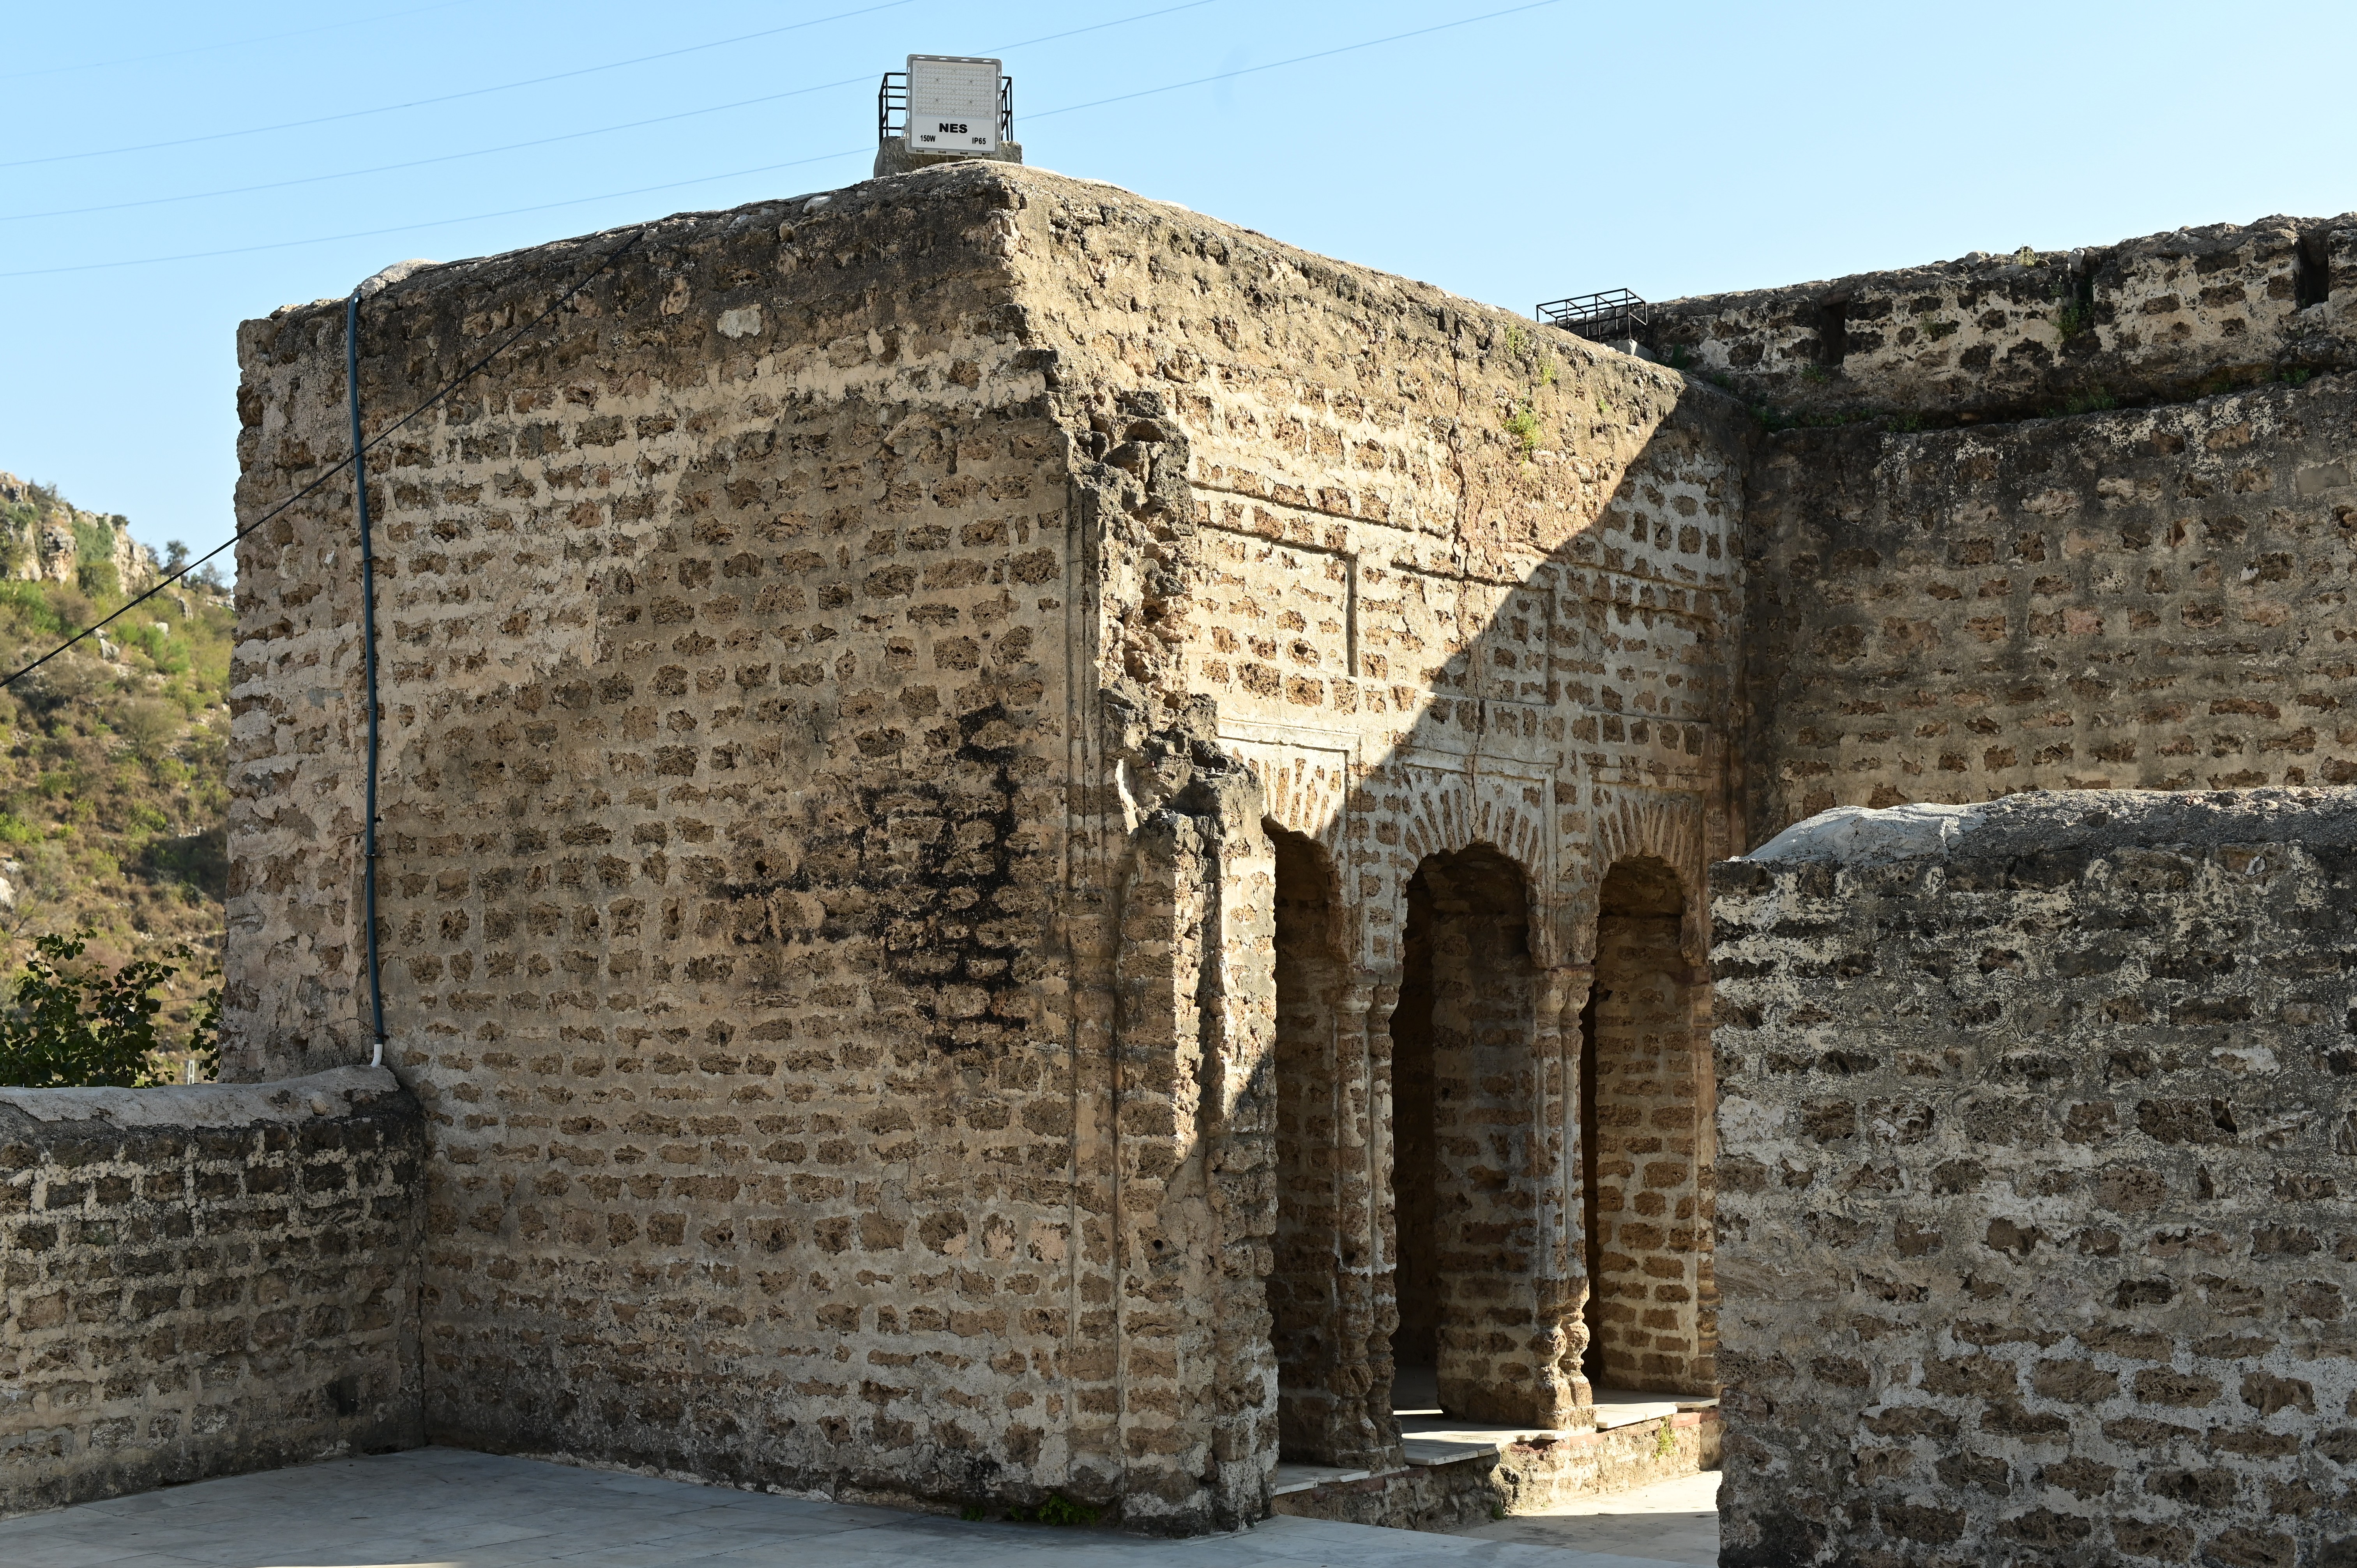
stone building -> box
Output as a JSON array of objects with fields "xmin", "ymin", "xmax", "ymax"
[
  {"xmin": 30, "ymin": 161, "xmax": 2326, "ymax": 1535},
  {"xmin": 1712, "ymin": 790, "xmax": 2357, "ymax": 1567},
  {"xmin": 224, "ymin": 161, "xmax": 1745, "ymax": 1531}
]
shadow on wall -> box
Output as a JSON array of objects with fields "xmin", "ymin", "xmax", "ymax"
[{"xmin": 1186, "ymin": 378, "xmax": 1734, "ymax": 1469}]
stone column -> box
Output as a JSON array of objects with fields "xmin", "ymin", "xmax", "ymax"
[{"xmin": 1538, "ymin": 963, "xmax": 1595, "ymax": 1421}]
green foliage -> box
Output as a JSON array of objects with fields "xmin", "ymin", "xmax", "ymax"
[
  {"xmin": 0, "ymin": 930, "xmax": 214, "ymax": 1088},
  {"xmin": 959, "ymin": 1505, "xmax": 988, "ymax": 1522},
  {"xmin": 1922, "ymin": 318, "xmax": 1959, "ymax": 341},
  {"xmin": 1005, "ymin": 1494, "xmax": 1100, "ymax": 1527},
  {"xmin": 2281, "ymin": 368, "xmax": 2314, "ymax": 387},
  {"xmin": 1654, "ymin": 1420, "xmax": 1678, "ymax": 1459},
  {"xmin": 1503, "ymin": 402, "xmax": 1542, "ymax": 457},
  {"xmin": 1799, "ymin": 365, "xmax": 1830, "ymax": 384},
  {"xmin": 0, "ymin": 472, "xmax": 233, "ymax": 1042},
  {"xmin": 77, "ymin": 560, "xmax": 120, "ymax": 600},
  {"xmin": 2053, "ymin": 303, "xmax": 2093, "ymax": 343},
  {"xmin": 0, "ymin": 580, "xmax": 65, "ymax": 638},
  {"xmin": 71, "ymin": 516, "xmax": 115, "ymax": 567},
  {"xmin": 1662, "ymin": 345, "xmax": 1693, "ymax": 370},
  {"xmin": 2061, "ymin": 387, "xmax": 2118, "ymax": 415}
]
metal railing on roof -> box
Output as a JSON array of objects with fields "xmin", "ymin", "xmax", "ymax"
[
  {"xmin": 1537, "ymin": 289, "xmax": 1653, "ymax": 345},
  {"xmin": 878, "ymin": 72, "xmax": 1015, "ymax": 145}
]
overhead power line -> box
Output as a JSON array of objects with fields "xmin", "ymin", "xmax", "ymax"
[
  {"xmin": 0, "ymin": 0, "xmax": 917, "ymax": 170},
  {"xmin": 0, "ymin": 0, "xmax": 1225, "ymax": 226},
  {"xmin": 0, "ymin": 152, "xmax": 864, "ymax": 280},
  {"xmin": 0, "ymin": 0, "xmax": 1556, "ymax": 281},
  {"xmin": 0, "ymin": 229, "xmax": 648, "ymax": 695},
  {"xmin": 0, "ymin": 0, "xmax": 482, "ymax": 82},
  {"xmin": 1026, "ymin": 0, "xmax": 1564, "ymax": 122}
]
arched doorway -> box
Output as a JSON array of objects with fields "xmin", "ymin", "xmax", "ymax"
[
  {"xmin": 1265, "ymin": 822, "xmax": 1375, "ymax": 1463},
  {"xmin": 1386, "ymin": 844, "xmax": 1548, "ymax": 1424},
  {"xmin": 1579, "ymin": 855, "xmax": 1708, "ymax": 1394}
]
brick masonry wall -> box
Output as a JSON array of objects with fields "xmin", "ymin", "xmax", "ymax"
[
  {"xmin": 0, "ymin": 1068, "xmax": 422, "ymax": 1518},
  {"xmin": 1587, "ymin": 895, "xmax": 1708, "ymax": 1392},
  {"xmin": 1651, "ymin": 214, "xmax": 2354, "ymax": 421},
  {"xmin": 1710, "ymin": 789, "xmax": 2357, "ymax": 1568},
  {"xmin": 233, "ymin": 167, "xmax": 1132, "ymax": 1517},
  {"xmin": 229, "ymin": 160, "xmax": 1753, "ymax": 1527},
  {"xmin": 1019, "ymin": 169, "xmax": 1753, "ymax": 1436},
  {"xmin": 1741, "ymin": 374, "xmax": 2357, "ymax": 840}
]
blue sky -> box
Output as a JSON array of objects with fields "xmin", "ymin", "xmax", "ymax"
[{"xmin": 5, "ymin": 0, "xmax": 2353, "ymax": 570}]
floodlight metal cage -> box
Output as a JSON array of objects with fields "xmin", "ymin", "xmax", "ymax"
[
  {"xmin": 1538, "ymin": 289, "xmax": 1654, "ymax": 345},
  {"xmin": 878, "ymin": 72, "xmax": 1015, "ymax": 145}
]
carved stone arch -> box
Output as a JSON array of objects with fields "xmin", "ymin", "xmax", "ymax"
[
  {"xmin": 1237, "ymin": 746, "xmax": 1350, "ymax": 851},
  {"xmin": 1394, "ymin": 768, "xmax": 1555, "ymax": 960},
  {"xmin": 1592, "ymin": 789, "xmax": 1711, "ymax": 965}
]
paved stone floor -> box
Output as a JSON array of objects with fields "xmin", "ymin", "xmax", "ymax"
[
  {"xmin": 0, "ymin": 1447, "xmax": 1717, "ymax": 1568},
  {"xmin": 1446, "ymin": 1472, "xmax": 1719, "ymax": 1566}
]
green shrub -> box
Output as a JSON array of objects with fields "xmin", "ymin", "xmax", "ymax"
[
  {"xmin": 71, "ymin": 516, "xmax": 114, "ymax": 565},
  {"xmin": 0, "ymin": 579, "xmax": 65, "ymax": 637},
  {"xmin": 0, "ymin": 812, "xmax": 35, "ymax": 845},
  {"xmin": 0, "ymin": 931, "xmax": 216, "ymax": 1088},
  {"xmin": 76, "ymin": 560, "xmax": 120, "ymax": 600},
  {"xmin": 1503, "ymin": 403, "xmax": 1542, "ymax": 457}
]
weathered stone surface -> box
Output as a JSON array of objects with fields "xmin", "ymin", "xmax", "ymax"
[
  {"xmin": 1710, "ymin": 789, "xmax": 2357, "ymax": 1568},
  {"xmin": 212, "ymin": 149, "xmax": 2357, "ymax": 1541},
  {"xmin": 1740, "ymin": 373, "xmax": 2357, "ymax": 837},
  {"xmin": 1653, "ymin": 214, "xmax": 2355, "ymax": 419},
  {"xmin": 228, "ymin": 160, "xmax": 1743, "ymax": 1531},
  {"xmin": 0, "ymin": 1068, "xmax": 423, "ymax": 1518}
]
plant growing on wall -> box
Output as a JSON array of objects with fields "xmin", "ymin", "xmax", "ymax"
[
  {"xmin": 1502, "ymin": 401, "xmax": 1543, "ymax": 457},
  {"xmin": 0, "ymin": 930, "xmax": 218, "ymax": 1087}
]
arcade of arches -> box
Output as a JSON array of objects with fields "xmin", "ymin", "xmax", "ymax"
[{"xmin": 1262, "ymin": 827, "xmax": 1711, "ymax": 1465}]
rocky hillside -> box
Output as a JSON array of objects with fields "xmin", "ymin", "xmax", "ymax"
[
  {"xmin": 0, "ymin": 471, "xmax": 163, "ymax": 598},
  {"xmin": 0, "ymin": 471, "xmax": 230, "ymax": 1078}
]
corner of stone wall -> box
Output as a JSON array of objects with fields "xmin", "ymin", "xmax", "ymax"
[
  {"xmin": 0, "ymin": 1068, "xmax": 426, "ymax": 1518},
  {"xmin": 1710, "ymin": 790, "xmax": 2357, "ymax": 1567},
  {"xmin": 1102, "ymin": 696, "xmax": 1280, "ymax": 1533}
]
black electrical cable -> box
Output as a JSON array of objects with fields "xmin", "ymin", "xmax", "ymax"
[
  {"xmin": 0, "ymin": 0, "xmax": 481, "ymax": 83},
  {"xmin": 347, "ymin": 289, "xmax": 388, "ymax": 1066},
  {"xmin": 0, "ymin": 226, "xmax": 647, "ymax": 696},
  {"xmin": 0, "ymin": 0, "xmax": 1224, "ymax": 226},
  {"xmin": 1022, "ymin": 0, "xmax": 1564, "ymax": 124},
  {"xmin": 0, "ymin": 0, "xmax": 917, "ymax": 170},
  {"xmin": 0, "ymin": 0, "xmax": 1546, "ymax": 281}
]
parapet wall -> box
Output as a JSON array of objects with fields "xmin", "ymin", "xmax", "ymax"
[
  {"xmin": 1709, "ymin": 791, "xmax": 2357, "ymax": 1568},
  {"xmin": 1652, "ymin": 215, "xmax": 2354, "ymax": 420},
  {"xmin": 0, "ymin": 1068, "xmax": 423, "ymax": 1517},
  {"xmin": 1740, "ymin": 372, "xmax": 2357, "ymax": 839}
]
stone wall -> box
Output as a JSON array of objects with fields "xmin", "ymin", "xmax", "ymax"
[
  {"xmin": 229, "ymin": 160, "xmax": 1750, "ymax": 1529},
  {"xmin": 0, "ymin": 1068, "xmax": 422, "ymax": 1518},
  {"xmin": 1740, "ymin": 373, "xmax": 2357, "ymax": 840},
  {"xmin": 233, "ymin": 167, "xmax": 1140, "ymax": 1516},
  {"xmin": 1583, "ymin": 856, "xmax": 1707, "ymax": 1393},
  {"xmin": 1651, "ymin": 214, "xmax": 2355, "ymax": 421},
  {"xmin": 1710, "ymin": 790, "xmax": 2357, "ymax": 1568}
]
